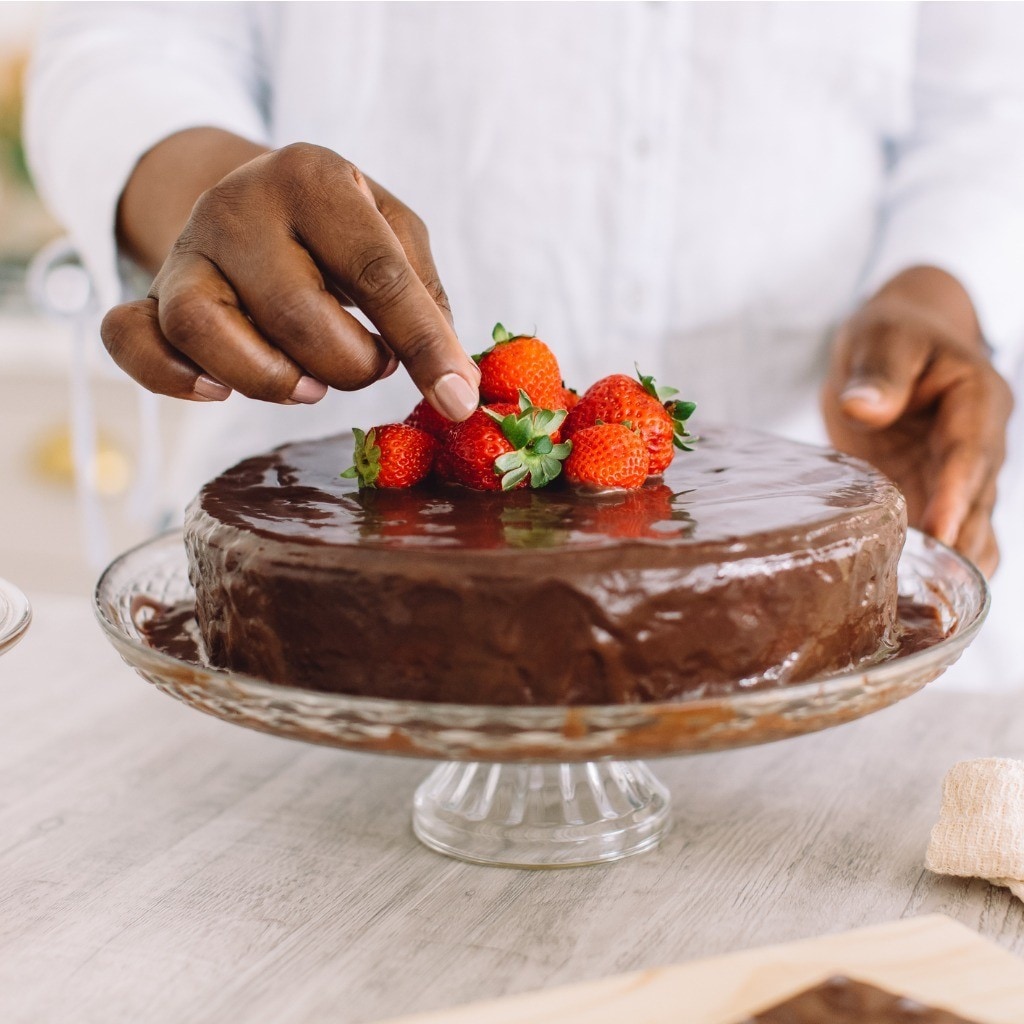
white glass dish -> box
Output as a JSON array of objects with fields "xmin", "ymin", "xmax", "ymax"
[
  {"xmin": 0, "ymin": 576, "xmax": 31, "ymax": 657},
  {"xmin": 95, "ymin": 529, "xmax": 987, "ymax": 867}
]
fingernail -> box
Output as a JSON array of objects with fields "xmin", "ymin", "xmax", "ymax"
[
  {"xmin": 289, "ymin": 375, "xmax": 328, "ymax": 404},
  {"xmin": 840, "ymin": 384, "xmax": 885, "ymax": 407},
  {"xmin": 379, "ymin": 354, "xmax": 400, "ymax": 380},
  {"xmin": 432, "ymin": 372, "xmax": 478, "ymax": 421},
  {"xmin": 193, "ymin": 375, "xmax": 231, "ymax": 401}
]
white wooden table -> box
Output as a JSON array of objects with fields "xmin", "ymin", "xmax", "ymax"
[{"xmin": 2, "ymin": 594, "xmax": 1022, "ymax": 1024}]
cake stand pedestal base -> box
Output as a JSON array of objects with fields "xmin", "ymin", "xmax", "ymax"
[{"xmin": 412, "ymin": 760, "xmax": 670, "ymax": 868}]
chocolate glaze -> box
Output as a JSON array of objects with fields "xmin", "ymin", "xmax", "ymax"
[
  {"xmin": 744, "ymin": 975, "xmax": 979, "ymax": 1023},
  {"xmin": 139, "ymin": 596, "xmax": 948, "ymax": 680},
  {"xmin": 134, "ymin": 599, "xmax": 202, "ymax": 664},
  {"xmin": 894, "ymin": 596, "xmax": 946, "ymax": 657},
  {"xmin": 185, "ymin": 427, "xmax": 906, "ymax": 705}
]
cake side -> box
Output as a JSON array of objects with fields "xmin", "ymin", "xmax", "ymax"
[
  {"xmin": 185, "ymin": 427, "xmax": 906, "ymax": 705},
  {"xmin": 187, "ymin": 501, "xmax": 903, "ymax": 704}
]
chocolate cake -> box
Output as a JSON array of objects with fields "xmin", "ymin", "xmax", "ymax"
[
  {"xmin": 741, "ymin": 975, "xmax": 980, "ymax": 1023},
  {"xmin": 184, "ymin": 426, "xmax": 906, "ymax": 705}
]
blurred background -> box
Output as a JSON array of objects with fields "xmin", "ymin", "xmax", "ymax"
[{"xmin": 0, "ymin": 3, "xmax": 181, "ymax": 594}]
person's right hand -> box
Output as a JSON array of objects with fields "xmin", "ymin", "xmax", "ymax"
[{"xmin": 101, "ymin": 141, "xmax": 480, "ymax": 419}]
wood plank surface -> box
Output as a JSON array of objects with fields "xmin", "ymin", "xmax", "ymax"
[
  {"xmin": 379, "ymin": 916, "xmax": 1024, "ymax": 1023},
  {"xmin": 1, "ymin": 596, "xmax": 1024, "ymax": 1024}
]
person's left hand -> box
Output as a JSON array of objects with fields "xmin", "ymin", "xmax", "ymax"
[{"xmin": 821, "ymin": 267, "xmax": 1013, "ymax": 577}]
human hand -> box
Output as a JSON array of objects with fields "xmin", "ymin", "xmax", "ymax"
[
  {"xmin": 101, "ymin": 140, "xmax": 479, "ymax": 418},
  {"xmin": 822, "ymin": 267, "xmax": 1013, "ymax": 576}
]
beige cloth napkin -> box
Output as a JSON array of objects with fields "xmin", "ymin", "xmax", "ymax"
[{"xmin": 926, "ymin": 759, "xmax": 1024, "ymax": 901}]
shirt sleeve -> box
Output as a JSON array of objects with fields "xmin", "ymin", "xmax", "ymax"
[
  {"xmin": 861, "ymin": 2, "xmax": 1024, "ymax": 371},
  {"xmin": 24, "ymin": 1, "xmax": 271, "ymax": 309}
]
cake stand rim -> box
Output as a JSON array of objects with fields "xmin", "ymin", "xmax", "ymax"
[{"xmin": 92, "ymin": 527, "xmax": 988, "ymax": 739}]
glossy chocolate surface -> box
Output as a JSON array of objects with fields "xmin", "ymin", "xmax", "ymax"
[
  {"xmin": 198, "ymin": 426, "xmax": 897, "ymax": 553},
  {"xmin": 186, "ymin": 427, "xmax": 906, "ymax": 705},
  {"xmin": 745, "ymin": 975, "xmax": 979, "ymax": 1023}
]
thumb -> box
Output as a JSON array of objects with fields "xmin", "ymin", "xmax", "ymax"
[{"xmin": 837, "ymin": 325, "xmax": 931, "ymax": 429}]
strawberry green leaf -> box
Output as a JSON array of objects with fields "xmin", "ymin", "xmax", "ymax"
[
  {"xmin": 507, "ymin": 420, "xmax": 535, "ymax": 449},
  {"xmin": 342, "ymin": 427, "xmax": 382, "ymax": 487},
  {"xmin": 533, "ymin": 456, "xmax": 565, "ymax": 486},
  {"xmin": 494, "ymin": 452, "xmax": 523, "ymax": 473},
  {"xmin": 483, "ymin": 407, "xmax": 528, "ymax": 445},
  {"xmin": 474, "ymin": 322, "xmax": 516, "ymax": 361},
  {"xmin": 489, "ymin": 403, "xmax": 574, "ymax": 489},
  {"xmin": 635, "ymin": 364, "xmax": 680, "ymax": 402},
  {"xmin": 486, "ymin": 395, "xmax": 575, "ymax": 489},
  {"xmin": 664, "ymin": 399, "xmax": 698, "ymax": 452},
  {"xmin": 532, "ymin": 410, "xmax": 556, "ymax": 435},
  {"xmin": 501, "ymin": 465, "xmax": 531, "ymax": 491}
]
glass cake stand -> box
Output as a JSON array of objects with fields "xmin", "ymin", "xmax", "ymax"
[
  {"xmin": 0, "ymin": 576, "xmax": 32, "ymax": 657},
  {"xmin": 94, "ymin": 529, "xmax": 987, "ymax": 868}
]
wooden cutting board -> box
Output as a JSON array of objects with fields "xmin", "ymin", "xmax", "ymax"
[{"xmin": 377, "ymin": 915, "xmax": 1024, "ymax": 1023}]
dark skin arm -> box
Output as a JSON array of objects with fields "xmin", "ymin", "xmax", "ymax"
[
  {"xmin": 822, "ymin": 266, "xmax": 1013, "ymax": 576},
  {"xmin": 104, "ymin": 127, "xmax": 481, "ymax": 417}
]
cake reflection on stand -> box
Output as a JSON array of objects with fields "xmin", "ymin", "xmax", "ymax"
[{"xmin": 94, "ymin": 528, "xmax": 986, "ymax": 868}]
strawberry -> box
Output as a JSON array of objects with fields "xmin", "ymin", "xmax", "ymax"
[
  {"xmin": 484, "ymin": 402, "xmax": 521, "ymax": 418},
  {"xmin": 563, "ymin": 422, "xmax": 649, "ymax": 490},
  {"xmin": 475, "ymin": 323, "xmax": 565, "ymax": 410},
  {"xmin": 404, "ymin": 398, "xmax": 452, "ymax": 440},
  {"xmin": 433, "ymin": 409, "xmax": 522, "ymax": 484},
  {"xmin": 434, "ymin": 440, "xmax": 457, "ymax": 483},
  {"xmin": 560, "ymin": 386, "xmax": 580, "ymax": 412},
  {"xmin": 444, "ymin": 410, "xmax": 519, "ymax": 491},
  {"xmin": 444, "ymin": 392, "xmax": 572, "ymax": 491},
  {"xmin": 341, "ymin": 424, "xmax": 437, "ymax": 489},
  {"xmin": 563, "ymin": 366, "xmax": 696, "ymax": 476}
]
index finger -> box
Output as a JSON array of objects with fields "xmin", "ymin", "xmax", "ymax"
[
  {"xmin": 365, "ymin": 175, "xmax": 456, "ymax": 331},
  {"xmin": 295, "ymin": 170, "xmax": 479, "ymax": 421}
]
